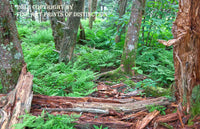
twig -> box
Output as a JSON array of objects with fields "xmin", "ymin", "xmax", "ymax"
[{"xmin": 53, "ymin": 49, "xmax": 60, "ymax": 53}]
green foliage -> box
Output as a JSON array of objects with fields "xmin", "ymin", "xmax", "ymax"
[
  {"xmin": 13, "ymin": 111, "xmax": 80, "ymax": 129},
  {"xmin": 139, "ymin": 0, "xmax": 178, "ymax": 47},
  {"xmin": 74, "ymin": 46, "xmax": 122, "ymax": 72},
  {"xmin": 146, "ymin": 104, "xmax": 166, "ymax": 115},
  {"xmin": 93, "ymin": 125, "xmax": 108, "ymax": 129},
  {"xmin": 132, "ymin": 67, "xmax": 143, "ymax": 74},
  {"xmin": 24, "ymin": 29, "xmax": 54, "ymax": 44},
  {"xmin": 79, "ymin": 19, "xmax": 117, "ymax": 50},
  {"xmin": 136, "ymin": 79, "xmax": 157, "ymax": 89},
  {"xmin": 190, "ymin": 85, "xmax": 200, "ymax": 117},
  {"xmin": 0, "ymin": 80, "xmax": 2, "ymax": 91},
  {"xmin": 136, "ymin": 46, "xmax": 174, "ymax": 87},
  {"xmin": 22, "ymin": 42, "xmax": 96, "ymax": 97},
  {"xmin": 17, "ymin": 26, "xmax": 35, "ymax": 39}
]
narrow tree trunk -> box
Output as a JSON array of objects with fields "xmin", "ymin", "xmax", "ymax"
[
  {"xmin": 79, "ymin": 22, "xmax": 86, "ymax": 45},
  {"xmin": 59, "ymin": 0, "xmax": 84, "ymax": 63},
  {"xmin": 121, "ymin": 0, "xmax": 146, "ymax": 75},
  {"xmin": 158, "ymin": 0, "xmax": 200, "ymax": 113},
  {"xmin": 89, "ymin": 0, "xmax": 97, "ymax": 29},
  {"xmin": 0, "ymin": 0, "xmax": 25, "ymax": 93},
  {"xmin": 29, "ymin": 0, "xmax": 35, "ymax": 21},
  {"xmin": 45, "ymin": 0, "xmax": 65, "ymax": 51},
  {"xmin": 115, "ymin": 0, "xmax": 128, "ymax": 43}
]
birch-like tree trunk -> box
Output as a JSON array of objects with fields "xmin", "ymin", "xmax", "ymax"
[
  {"xmin": 121, "ymin": 0, "xmax": 146, "ymax": 75},
  {"xmin": 159, "ymin": 0, "xmax": 200, "ymax": 113},
  {"xmin": 45, "ymin": 0, "xmax": 65, "ymax": 50},
  {"xmin": 89, "ymin": 0, "xmax": 97, "ymax": 29},
  {"xmin": 0, "ymin": 0, "xmax": 25, "ymax": 93},
  {"xmin": 115, "ymin": 0, "xmax": 128, "ymax": 43},
  {"xmin": 59, "ymin": 0, "xmax": 84, "ymax": 63}
]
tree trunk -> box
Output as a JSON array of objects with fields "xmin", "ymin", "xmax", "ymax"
[
  {"xmin": 59, "ymin": 0, "xmax": 84, "ymax": 63},
  {"xmin": 0, "ymin": 0, "xmax": 25, "ymax": 93},
  {"xmin": 158, "ymin": 0, "xmax": 200, "ymax": 113},
  {"xmin": 79, "ymin": 22, "xmax": 86, "ymax": 45},
  {"xmin": 29, "ymin": 0, "xmax": 35, "ymax": 21},
  {"xmin": 89, "ymin": 0, "xmax": 97, "ymax": 29},
  {"xmin": 115, "ymin": 0, "xmax": 128, "ymax": 43},
  {"xmin": 121, "ymin": 0, "xmax": 146, "ymax": 75},
  {"xmin": 45, "ymin": 0, "xmax": 65, "ymax": 51}
]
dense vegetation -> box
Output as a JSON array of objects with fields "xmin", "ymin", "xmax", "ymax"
[{"xmin": 0, "ymin": 0, "xmax": 185, "ymax": 128}]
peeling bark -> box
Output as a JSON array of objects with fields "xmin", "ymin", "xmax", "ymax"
[
  {"xmin": 136, "ymin": 110, "xmax": 160, "ymax": 129},
  {"xmin": 0, "ymin": 65, "xmax": 33, "ymax": 129},
  {"xmin": 59, "ymin": 0, "xmax": 84, "ymax": 63},
  {"xmin": 158, "ymin": 0, "xmax": 200, "ymax": 112},
  {"xmin": 121, "ymin": 0, "xmax": 146, "ymax": 75},
  {"xmin": 0, "ymin": 0, "xmax": 25, "ymax": 93}
]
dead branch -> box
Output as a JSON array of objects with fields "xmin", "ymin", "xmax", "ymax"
[
  {"xmin": 43, "ymin": 107, "xmax": 109, "ymax": 114},
  {"xmin": 136, "ymin": 110, "xmax": 160, "ymax": 129}
]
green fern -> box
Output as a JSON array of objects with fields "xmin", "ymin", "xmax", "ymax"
[{"xmin": 13, "ymin": 111, "xmax": 80, "ymax": 129}]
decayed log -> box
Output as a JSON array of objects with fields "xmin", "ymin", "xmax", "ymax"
[
  {"xmin": 31, "ymin": 96, "xmax": 169, "ymax": 115},
  {"xmin": 74, "ymin": 119, "xmax": 133, "ymax": 129},
  {"xmin": 121, "ymin": 110, "xmax": 148, "ymax": 120},
  {"xmin": 0, "ymin": 65, "xmax": 33, "ymax": 129},
  {"xmin": 136, "ymin": 110, "xmax": 160, "ymax": 129},
  {"xmin": 73, "ymin": 97, "xmax": 169, "ymax": 113}
]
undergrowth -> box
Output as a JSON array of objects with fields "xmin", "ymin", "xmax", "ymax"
[
  {"xmin": 22, "ymin": 42, "xmax": 96, "ymax": 97},
  {"xmin": 136, "ymin": 46, "xmax": 174, "ymax": 87},
  {"xmin": 13, "ymin": 111, "xmax": 80, "ymax": 129}
]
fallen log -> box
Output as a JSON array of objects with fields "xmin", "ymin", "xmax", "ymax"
[
  {"xmin": 74, "ymin": 119, "xmax": 133, "ymax": 129},
  {"xmin": 30, "ymin": 96, "xmax": 170, "ymax": 115},
  {"xmin": 0, "ymin": 65, "xmax": 33, "ymax": 129},
  {"xmin": 73, "ymin": 97, "xmax": 170, "ymax": 113}
]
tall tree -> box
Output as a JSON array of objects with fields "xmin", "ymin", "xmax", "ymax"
[
  {"xmin": 121, "ymin": 0, "xmax": 146, "ymax": 75},
  {"xmin": 59, "ymin": 0, "xmax": 84, "ymax": 63},
  {"xmin": 159, "ymin": 0, "xmax": 200, "ymax": 113},
  {"xmin": 45, "ymin": 0, "xmax": 65, "ymax": 50},
  {"xmin": 115, "ymin": 0, "xmax": 128, "ymax": 43},
  {"xmin": 0, "ymin": 0, "xmax": 25, "ymax": 93},
  {"xmin": 89, "ymin": 0, "xmax": 97, "ymax": 29}
]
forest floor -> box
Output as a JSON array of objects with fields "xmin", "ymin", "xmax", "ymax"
[{"xmin": 29, "ymin": 75, "xmax": 200, "ymax": 129}]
